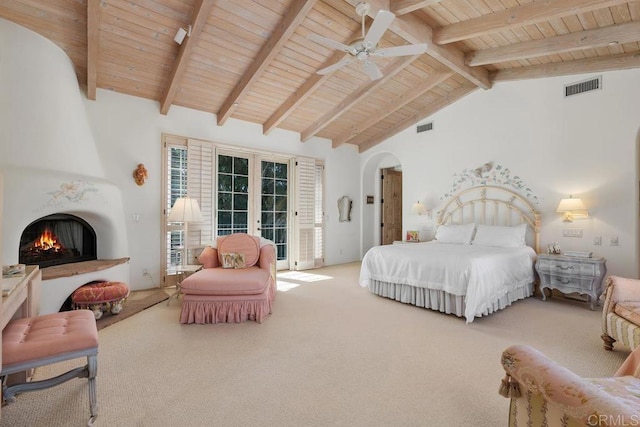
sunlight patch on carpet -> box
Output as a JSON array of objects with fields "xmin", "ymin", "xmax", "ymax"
[
  {"xmin": 277, "ymin": 271, "xmax": 333, "ymax": 282},
  {"xmin": 276, "ymin": 280, "xmax": 299, "ymax": 292}
]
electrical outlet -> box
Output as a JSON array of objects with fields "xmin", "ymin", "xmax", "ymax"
[{"xmin": 593, "ymin": 236, "xmax": 601, "ymax": 246}]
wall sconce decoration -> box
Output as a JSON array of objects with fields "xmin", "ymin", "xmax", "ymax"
[
  {"xmin": 338, "ymin": 196, "xmax": 352, "ymax": 222},
  {"xmin": 556, "ymin": 196, "xmax": 589, "ymax": 222},
  {"xmin": 411, "ymin": 201, "xmax": 427, "ymax": 215},
  {"xmin": 133, "ymin": 163, "xmax": 148, "ymax": 186}
]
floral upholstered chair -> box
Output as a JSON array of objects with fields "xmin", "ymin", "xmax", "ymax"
[
  {"xmin": 601, "ymin": 275, "xmax": 640, "ymax": 351},
  {"xmin": 499, "ymin": 345, "xmax": 640, "ymax": 427}
]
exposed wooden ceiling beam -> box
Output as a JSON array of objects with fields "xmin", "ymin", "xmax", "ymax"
[
  {"xmin": 86, "ymin": 0, "xmax": 100, "ymax": 101},
  {"xmin": 160, "ymin": 0, "xmax": 214, "ymax": 115},
  {"xmin": 434, "ymin": 0, "xmax": 632, "ymax": 45},
  {"xmin": 391, "ymin": 0, "xmax": 443, "ymax": 16},
  {"xmin": 216, "ymin": 0, "xmax": 317, "ymax": 126},
  {"xmin": 300, "ymin": 55, "xmax": 419, "ymax": 142},
  {"xmin": 490, "ymin": 51, "xmax": 640, "ymax": 82},
  {"xmin": 343, "ymin": 0, "xmax": 491, "ymax": 89},
  {"xmin": 357, "ymin": 85, "xmax": 476, "ymax": 153},
  {"xmin": 333, "ymin": 71, "xmax": 453, "ymax": 148},
  {"xmin": 467, "ymin": 21, "xmax": 640, "ymax": 66},
  {"xmin": 263, "ymin": 26, "xmax": 364, "ymax": 135}
]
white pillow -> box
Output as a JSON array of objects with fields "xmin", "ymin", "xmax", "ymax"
[
  {"xmin": 434, "ymin": 223, "xmax": 476, "ymax": 245},
  {"xmin": 472, "ymin": 224, "xmax": 527, "ymax": 248}
]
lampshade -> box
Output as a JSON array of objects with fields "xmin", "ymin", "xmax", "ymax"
[
  {"xmin": 556, "ymin": 196, "xmax": 588, "ymax": 222},
  {"xmin": 412, "ymin": 201, "xmax": 426, "ymax": 215},
  {"xmin": 556, "ymin": 197, "xmax": 586, "ymax": 212},
  {"xmin": 167, "ymin": 197, "xmax": 203, "ymax": 223}
]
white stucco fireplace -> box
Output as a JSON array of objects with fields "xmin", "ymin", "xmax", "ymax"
[{"xmin": 0, "ymin": 19, "xmax": 130, "ymax": 314}]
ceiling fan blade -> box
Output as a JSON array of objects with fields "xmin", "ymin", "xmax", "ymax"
[
  {"xmin": 362, "ymin": 60, "xmax": 383, "ymax": 81},
  {"xmin": 372, "ymin": 43, "xmax": 428, "ymax": 58},
  {"xmin": 363, "ymin": 10, "xmax": 395, "ymax": 49},
  {"xmin": 308, "ymin": 33, "xmax": 353, "ymax": 54},
  {"xmin": 316, "ymin": 56, "xmax": 354, "ymax": 75}
]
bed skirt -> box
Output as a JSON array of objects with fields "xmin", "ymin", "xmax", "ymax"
[{"xmin": 367, "ymin": 280, "xmax": 533, "ymax": 321}]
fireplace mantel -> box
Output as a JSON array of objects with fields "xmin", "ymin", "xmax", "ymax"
[{"xmin": 41, "ymin": 258, "xmax": 129, "ymax": 281}]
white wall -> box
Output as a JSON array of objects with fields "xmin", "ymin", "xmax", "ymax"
[
  {"xmin": 361, "ymin": 69, "xmax": 640, "ymax": 278},
  {"xmin": 83, "ymin": 89, "xmax": 361, "ymax": 287}
]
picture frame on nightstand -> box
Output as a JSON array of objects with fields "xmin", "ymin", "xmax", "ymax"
[{"xmin": 406, "ymin": 230, "xmax": 419, "ymax": 242}]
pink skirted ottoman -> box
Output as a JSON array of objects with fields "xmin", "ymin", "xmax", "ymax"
[
  {"xmin": 179, "ymin": 233, "xmax": 276, "ymax": 324},
  {"xmin": 72, "ymin": 281, "xmax": 130, "ymax": 320}
]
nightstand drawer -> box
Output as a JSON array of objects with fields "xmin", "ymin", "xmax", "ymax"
[
  {"xmin": 549, "ymin": 275, "xmax": 592, "ymax": 291},
  {"xmin": 545, "ymin": 260, "xmax": 595, "ymax": 277}
]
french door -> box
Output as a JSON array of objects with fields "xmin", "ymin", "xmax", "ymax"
[{"xmin": 216, "ymin": 150, "xmax": 291, "ymax": 270}]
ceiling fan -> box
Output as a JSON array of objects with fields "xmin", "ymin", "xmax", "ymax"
[{"xmin": 308, "ymin": 2, "xmax": 428, "ymax": 81}]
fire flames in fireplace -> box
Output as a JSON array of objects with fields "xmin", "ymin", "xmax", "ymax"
[
  {"xmin": 19, "ymin": 214, "xmax": 97, "ymax": 268},
  {"xmin": 34, "ymin": 228, "xmax": 63, "ymax": 251},
  {"xmin": 21, "ymin": 228, "xmax": 79, "ymax": 265}
]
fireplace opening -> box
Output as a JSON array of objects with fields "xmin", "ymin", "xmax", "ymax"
[{"xmin": 19, "ymin": 214, "xmax": 97, "ymax": 268}]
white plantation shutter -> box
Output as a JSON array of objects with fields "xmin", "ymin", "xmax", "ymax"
[
  {"xmin": 294, "ymin": 157, "xmax": 324, "ymax": 270},
  {"xmin": 186, "ymin": 139, "xmax": 214, "ymax": 251},
  {"xmin": 314, "ymin": 162, "xmax": 324, "ymax": 266}
]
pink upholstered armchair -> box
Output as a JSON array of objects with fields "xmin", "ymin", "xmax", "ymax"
[
  {"xmin": 500, "ymin": 344, "xmax": 640, "ymax": 426},
  {"xmin": 178, "ymin": 233, "xmax": 276, "ymax": 324}
]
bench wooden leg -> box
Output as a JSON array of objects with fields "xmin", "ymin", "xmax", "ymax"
[{"xmin": 2, "ymin": 351, "xmax": 98, "ymax": 426}]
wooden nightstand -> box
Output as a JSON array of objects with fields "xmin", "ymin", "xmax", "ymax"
[{"xmin": 535, "ymin": 254, "xmax": 606, "ymax": 310}]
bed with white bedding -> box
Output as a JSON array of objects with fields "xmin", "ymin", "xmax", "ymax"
[{"xmin": 359, "ymin": 185, "xmax": 541, "ymax": 323}]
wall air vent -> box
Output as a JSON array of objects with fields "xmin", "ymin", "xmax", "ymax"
[
  {"xmin": 416, "ymin": 121, "xmax": 433, "ymax": 133},
  {"xmin": 564, "ymin": 76, "xmax": 602, "ymax": 97}
]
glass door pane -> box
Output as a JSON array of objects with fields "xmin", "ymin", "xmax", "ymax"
[
  {"xmin": 217, "ymin": 154, "xmax": 250, "ymax": 235},
  {"xmin": 259, "ymin": 159, "xmax": 289, "ymax": 268}
]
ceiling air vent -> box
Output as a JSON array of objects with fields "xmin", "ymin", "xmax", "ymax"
[
  {"xmin": 417, "ymin": 121, "xmax": 433, "ymax": 133},
  {"xmin": 564, "ymin": 76, "xmax": 602, "ymax": 97}
]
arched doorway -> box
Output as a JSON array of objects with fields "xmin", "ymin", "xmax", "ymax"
[{"xmin": 361, "ymin": 152, "xmax": 402, "ymax": 257}]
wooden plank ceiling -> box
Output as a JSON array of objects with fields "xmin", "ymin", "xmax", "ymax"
[{"xmin": 2, "ymin": 0, "xmax": 639, "ymax": 152}]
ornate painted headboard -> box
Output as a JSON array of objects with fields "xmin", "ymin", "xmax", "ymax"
[{"xmin": 437, "ymin": 185, "xmax": 541, "ymax": 253}]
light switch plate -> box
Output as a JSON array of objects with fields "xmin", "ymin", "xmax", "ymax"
[{"xmin": 562, "ymin": 228, "xmax": 583, "ymax": 238}]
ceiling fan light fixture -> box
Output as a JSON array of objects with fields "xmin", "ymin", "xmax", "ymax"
[{"xmin": 309, "ymin": 3, "xmax": 425, "ymax": 81}]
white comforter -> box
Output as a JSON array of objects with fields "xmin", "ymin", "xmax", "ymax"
[{"xmin": 359, "ymin": 242, "xmax": 536, "ymax": 321}]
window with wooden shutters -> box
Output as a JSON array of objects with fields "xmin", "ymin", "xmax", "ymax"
[
  {"xmin": 186, "ymin": 139, "xmax": 213, "ymax": 250},
  {"xmin": 165, "ymin": 142, "xmax": 187, "ymax": 268},
  {"xmin": 294, "ymin": 157, "xmax": 324, "ymax": 270},
  {"xmin": 163, "ymin": 133, "xmax": 323, "ymax": 274}
]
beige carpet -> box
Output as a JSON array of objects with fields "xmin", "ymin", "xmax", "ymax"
[
  {"xmin": 95, "ymin": 289, "xmax": 169, "ymax": 331},
  {"xmin": 0, "ymin": 263, "xmax": 629, "ymax": 426}
]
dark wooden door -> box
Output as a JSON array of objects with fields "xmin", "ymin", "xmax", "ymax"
[{"xmin": 381, "ymin": 168, "xmax": 402, "ymax": 245}]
